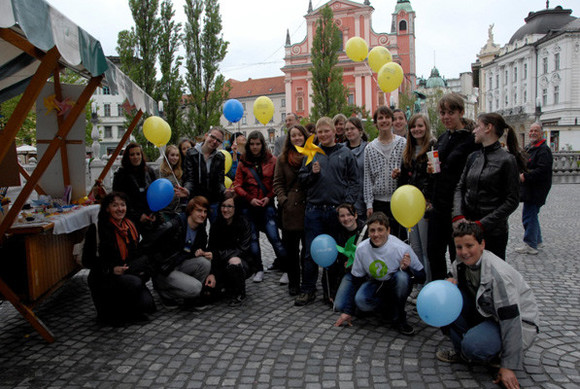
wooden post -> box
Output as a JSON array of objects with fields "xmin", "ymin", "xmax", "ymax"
[
  {"xmin": 18, "ymin": 164, "xmax": 47, "ymax": 195},
  {"xmin": 52, "ymin": 70, "xmax": 71, "ymax": 187}
]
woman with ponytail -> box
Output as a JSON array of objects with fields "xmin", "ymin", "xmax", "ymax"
[{"xmin": 452, "ymin": 113, "xmax": 525, "ymax": 259}]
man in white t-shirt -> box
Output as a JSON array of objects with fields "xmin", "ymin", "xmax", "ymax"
[{"xmin": 333, "ymin": 212, "xmax": 425, "ymax": 335}]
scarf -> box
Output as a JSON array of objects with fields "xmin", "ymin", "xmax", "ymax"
[
  {"xmin": 288, "ymin": 149, "xmax": 304, "ymax": 167},
  {"xmin": 110, "ymin": 217, "xmax": 139, "ymax": 261}
]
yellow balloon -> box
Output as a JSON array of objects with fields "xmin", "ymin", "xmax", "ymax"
[
  {"xmin": 390, "ymin": 185, "xmax": 426, "ymax": 228},
  {"xmin": 220, "ymin": 149, "xmax": 232, "ymax": 173},
  {"xmin": 368, "ymin": 46, "xmax": 392, "ymax": 73},
  {"xmin": 345, "ymin": 37, "xmax": 368, "ymax": 62},
  {"xmin": 224, "ymin": 176, "xmax": 233, "ymax": 189},
  {"xmin": 253, "ymin": 96, "xmax": 274, "ymax": 125},
  {"xmin": 143, "ymin": 116, "xmax": 171, "ymax": 147},
  {"xmin": 377, "ymin": 62, "xmax": 404, "ymax": 93}
]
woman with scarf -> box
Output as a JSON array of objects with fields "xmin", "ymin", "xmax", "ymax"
[
  {"xmin": 84, "ymin": 192, "xmax": 156, "ymax": 326},
  {"xmin": 273, "ymin": 124, "xmax": 308, "ymax": 295}
]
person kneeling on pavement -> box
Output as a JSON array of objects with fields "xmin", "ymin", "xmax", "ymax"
[
  {"xmin": 333, "ymin": 212, "xmax": 425, "ymax": 335},
  {"xmin": 436, "ymin": 222, "xmax": 539, "ymax": 389},
  {"xmin": 152, "ymin": 196, "xmax": 212, "ymax": 309}
]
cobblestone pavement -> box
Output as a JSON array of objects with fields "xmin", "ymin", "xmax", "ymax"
[{"xmin": 1, "ymin": 185, "xmax": 579, "ymax": 389}]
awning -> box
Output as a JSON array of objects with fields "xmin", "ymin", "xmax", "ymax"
[{"xmin": 0, "ymin": 0, "xmax": 157, "ymax": 114}]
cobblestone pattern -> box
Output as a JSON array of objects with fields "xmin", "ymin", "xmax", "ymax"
[{"xmin": 0, "ymin": 185, "xmax": 579, "ymax": 388}]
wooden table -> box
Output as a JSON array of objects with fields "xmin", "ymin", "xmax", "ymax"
[{"xmin": 0, "ymin": 205, "xmax": 99, "ymax": 342}]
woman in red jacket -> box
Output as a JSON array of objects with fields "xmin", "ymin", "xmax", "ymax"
[{"xmin": 234, "ymin": 131, "xmax": 288, "ymax": 283}]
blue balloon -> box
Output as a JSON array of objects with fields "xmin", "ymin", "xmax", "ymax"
[
  {"xmin": 417, "ymin": 280, "xmax": 463, "ymax": 327},
  {"xmin": 147, "ymin": 178, "xmax": 174, "ymax": 212},
  {"xmin": 223, "ymin": 99, "xmax": 244, "ymax": 123},
  {"xmin": 310, "ymin": 234, "xmax": 338, "ymax": 268}
]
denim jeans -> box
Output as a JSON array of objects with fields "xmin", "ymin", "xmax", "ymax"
[
  {"xmin": 444, "ymin": 289, "xmax": 502, "ymax": 363},
  {"xmin": 522, "ymin": 203, "xmax": 542, "ymax": 249},
  {"xmin": 301, "ymin": 204, "xmax": 338, "ymax": 293},
  {"xmin": 242, "ymin": 205, "xmax": 287, "ymax": 272},
  {"xmin": 409, "ymin": 217, "xmax": 431, "ymax": 284},
  {"xmin": 334, "ymin": 271, "xmax": 413, "ymax": 324}
]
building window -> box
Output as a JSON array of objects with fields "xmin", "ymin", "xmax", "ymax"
[
  {"xmin": 505, "ymin": 95, "xmax": 508, "ymax": 107},
  {"xmin": 542, "ymin": 57, "xmax": 548, "ymax": 74},
  {"xmin": 554, "ymin": 53, "xmax": 560, "ymax": 70},
  {"xmin": 542, "ymin": 88, "xmax": 548, "ymax": 106},
  {"xmin": 297, "ymin": 96, "xmax": 304, "ymax": 112},
  {"xmin": 514, "ymin": 92, "xmax": 517, "ymax": 105},
  {"xmin": 524, "ymin": 63, "xmax": 528, "ymax": 78},
  {"xmin": 281, "ymin": 113, "xmax": 286, "ymax": 122},
  {"xmin": 524, "ymin": 89, "xmax": 527, "ymax": 103},
  {"xmin": 505, "ymin": 70, "xmax": 508, "ymax": 85},
  {"xmin": 553, "ymin": 85, "xmax": 559, "ymax": 104},
  {"xmin": 104, "ymin": 104, "xmax": 111, "ymax": 117},
  {"xmin": 102, "ymin": 86, "xmax": 110, "ymax": 95},
  {"xmin": 281, "ymin": 98, "xmax": 286, "ymax": 108},
  {"xmin": 104, "ymin": 126, "xmax": 112, "ymax": 138},
  {"xmin": 495, "ymin": 98, "xmax": 499, "ymax": 110},
  {"xmin": 496, "ymin": 75, "xmax": 499, "ymax": 89},
  {"xmin": 348, "ymin": 94, "xmax": 354, "ymax": 105},
  {"xmin": 242, "ymin": 116, "xmax": 247, "ymax": 125},
  {"xmin": 488, "ymin": 77, "xmax": 492, "ymax": 89},
  {"xmin": 117, "ymin": 104, "xmax": 123, "ymax": 116},
  {"xmin": 117, "ymin": 127, "xmax": 125, "ymax": 139},
  {"xmin": 514, "ymin": 67, "xmax": 518, "ymax": 82},
  {"xmin": 242, "ymin": 102, "xmax": 246, "ymax": 110},
  {"xmin": 399, "ymin": 20, "xmax": 407, "ymax": 32}
]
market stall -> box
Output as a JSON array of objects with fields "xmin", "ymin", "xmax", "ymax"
[{"xmin": 0, "ymin": 0, "xmax": 157, "ymax": 342}]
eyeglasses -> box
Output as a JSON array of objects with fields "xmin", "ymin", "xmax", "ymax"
[
  {"xmin": 221, "ymin": 204, "xmax": 234, "ymax": 209},
  {"xmin": 209, "ymin": 134, "xmax": 223, "ymax": 144}
]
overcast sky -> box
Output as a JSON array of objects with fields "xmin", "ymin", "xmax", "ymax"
[{"xmin": 46, "ymin": 0, "xmax": 577, "ymax": 82}]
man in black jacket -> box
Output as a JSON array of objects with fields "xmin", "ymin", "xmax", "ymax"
[
  {"xmin": 516, "ymin": 123, "xmax": 553, "ymax": 255},
  {"xmin": 181, "ymin": 128, "xmax": 226, "ymax": 224}
]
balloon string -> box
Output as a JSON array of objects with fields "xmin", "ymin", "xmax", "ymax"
[
  {"xmin": 161, "ymin": 148, "xmax": 180, "ymax": 186},
  {"xmin": 363, "ymin": 62, "xmax": 379, "ymax": 88}
]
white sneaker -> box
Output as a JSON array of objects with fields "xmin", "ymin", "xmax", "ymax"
[
  {"xmin": 515, "ymin": 244, "xmax": 538, "ymax": 255},
  {"xmin": 279, "ymin": 273, "xmax": 289, "ymax": 285},
  {"xmin": 537, "ymin": 242, "xmax": 544, "ymax": 249},
  {"xmin": 253, "ymin": 271, "xmax": 264, "ymax": 283}
]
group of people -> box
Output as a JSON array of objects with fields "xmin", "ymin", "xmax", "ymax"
[{"xmin": 83, "ymin": 92, "xmax": 551, "ymax": 388}]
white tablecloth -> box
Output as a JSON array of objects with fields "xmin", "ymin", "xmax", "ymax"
[{"xmin": 10, "ymin": 205, "xmax": 100, "ymax": 235}]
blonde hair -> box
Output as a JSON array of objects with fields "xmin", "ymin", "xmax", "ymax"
[
  {"xmin": 160, "ymin": 144, "xmax": 183, "ymax": 182},
  {"xmin": 316, "ymin": 117, "xmax": 335, "ymax": 132}
]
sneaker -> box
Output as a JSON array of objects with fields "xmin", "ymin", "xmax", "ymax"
[
  {"xmin": 253, "ymin": 271, "xmax": 264, "ymax": 283},
  {"xmin": 537, "ymin": 242, "xmax": 544, "ymax": 249},
  {"xmin": 160, "ymin": 296, "xmax": 179, "ymax": 310},
  {"xmin": 436, "ymin": 349, "xmax": 463, "ymax": 363},
  {"xmin": 228, "ymin": 295, "xmax": 245, "ymax": 307},
  {"xmin": 515, "ymin": 243, "xmax": 538, "ymax": 255},
  {"xmin": 393, "ymin": 322, "xmax": 415, "ymax": 336},
  {"xmin": 279, "ymin": 273, "xmax": 289, "ymax": 285},
  {"xmin": 294, "ymin": 292, "xmax": 316, "ymax": 306}
]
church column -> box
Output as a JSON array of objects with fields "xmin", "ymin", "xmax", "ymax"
[{"xmin": 355, "ymin": 73, "xmax": 363, "ymax": 107}]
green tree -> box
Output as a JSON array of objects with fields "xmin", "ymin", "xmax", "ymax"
[
  {"xmin": 158, "ymin": 0, "xmax": 185, "ymax": 143},
  {"xmin": 184, "ymin": 0, "xmax": 229, "ymax": 137},
  {"xmin": 309, "ymin": 5, "xmax": 347, "ymax": 121}
]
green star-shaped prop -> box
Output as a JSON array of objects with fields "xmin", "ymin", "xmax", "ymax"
[
  {"xmin": 295, "ymin": 134, "xmax": 326, "ymax": 165},
  {"xmin": 336, "ymin": 235, "xmax": 357, "ymax": 268}
]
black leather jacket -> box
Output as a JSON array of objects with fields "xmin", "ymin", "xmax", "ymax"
[
  {"xmin": 453, "ymin": 142, "xmax": 520, "ymax": 233},
  {"xmin": 183, "ymin": 144, "xmax": 225, "ymax": 203}
]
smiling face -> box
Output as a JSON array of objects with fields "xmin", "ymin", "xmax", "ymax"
[
  {"xmin": 338, "ymin": 207, "xmax": 357, "ymax": 231},
  {"xmin": 205, "ymin": 129, "xmax": 223, "ymax": 151},
  {"xmin": 128, "ymin": 146, "xmax": 142, "ymax": 167},
  {"xmin": 439, "ymin": 106, "xmax": 464, "ymax": 131},
  {"xmin": 235, "ymin": 135, "xmax": 247, "ymax": 149},
  {"xmin": 529, "ymin": 123, "xmax": 542, "ymax": 143},
  {"xmin": 473, "ymin": 119, "xmax": 489, "ymax": 144},
  {"xmin": 107, "ymin": 196, "xmax": 127, "ymax": 223},
  {"xmin": 289, "ymin": 127, "xmax": 305, "ymax": 147},
  {"xmin": 220, "ymin": 198, "xmax": 235, "ymax": 221},
  {"xmin": 316, "ymin": 123, "xmax": 336, "ymax": 147},
  {"xmin": 376, "ymin": 113, "xmax": 393, "ymax": 134},
  {"xmin": 368, "ymin": 221, "xmax": 389, "ymax": 247},
  {"xmin": 167, "ymin": 148, "xmax": 180, "ymax": 167},
  {"xmin": 285, "ymin": 113, "xmax": 298, "ymax": 129},
  {"xmin": 392, "ymin": 111, "xmax": 407, "ymax": 136},
  {"xmin": 334, "ymin": 119, "xmax": 345, "ymax": 136},
  {"xmin": 410, "ymin": 117, "xmax": 427, "ymax": 142},
  {"xmin": 454, "ymin": 234, "xmax": 485, "ymax": 266},
  {"xmin": 180, "ymin": 141, "xmax": 193, "ymax": 156},
  {"xmin": 345, "ymin": 121, "xmax": 362, "ymax": 144},
  {"xmin": 188, "ymin": 205, "xmax": 208, "ymax": 227}
]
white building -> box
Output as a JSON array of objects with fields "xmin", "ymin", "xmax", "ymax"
[
  {"xmin": 472, "ymin": 5, "xmax": 579, "ymax": 150},
  {"xmin": 91, "ymin": 85, "xmax": 131, "ymax": 157},
  {"xmin": 219, "ymin": 76, "xmax": 287, "ymax": 150}
]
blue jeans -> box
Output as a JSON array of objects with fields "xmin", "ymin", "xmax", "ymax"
[
  {"xmin": 301, "ymin": 204, "xmax": 338, "ymax": 293},
  {"xmin": 443, "ymin": 289, "xmax": 502, "ymax": 363},
  {"xmin": 334, "ymin": 271, "xmax": 413, "ymax": 324},
  {"xmin": 209, "ymin": 202, "xmax": 219, "ymax": 225},
  {"xmin": 522, "ymin": 203, "xmax": 542, "ymax": 249},
  {"xmin": 242, "ymin": 205, "xmax": 287, "ymax": 272}
]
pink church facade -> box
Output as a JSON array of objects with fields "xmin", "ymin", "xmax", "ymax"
[{"xmin": 281, "ymin": 0, "xmax": 416, "ymax": 118}]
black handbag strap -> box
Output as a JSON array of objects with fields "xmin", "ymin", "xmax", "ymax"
[{"xmin": 249, "ymin": 166, "xmax": 269, "ymax": 196}]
